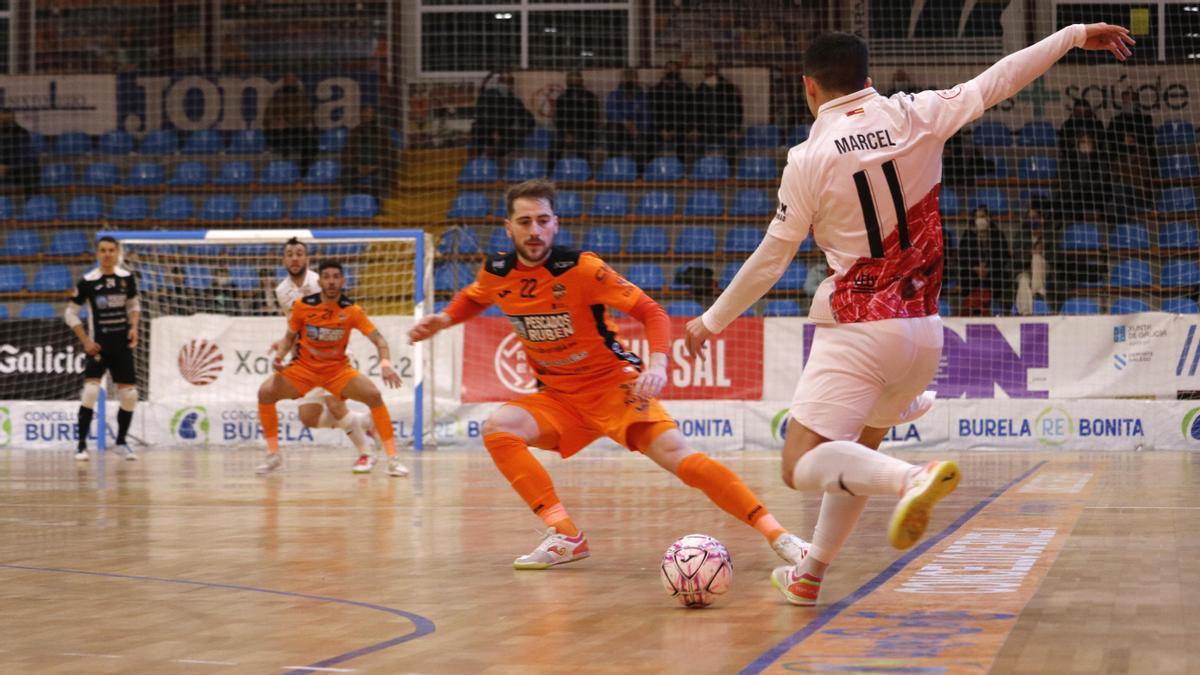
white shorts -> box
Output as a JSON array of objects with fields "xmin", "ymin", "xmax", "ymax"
[
  {"xmin": 791, "ymin": 315, "xmax": 943, "ymax": 441},
  {"xmin": 300, "ymin": 387, "xmax": 333, "ymax": 404}
]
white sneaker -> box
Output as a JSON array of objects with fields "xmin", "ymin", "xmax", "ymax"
[
  {"xmin": 352, "ymin": 453, "xmax": 376, "ymax": 474},
  {"xmin": 74, "ymin": 449, "xmax": 89, "ymax": 461},
  {"xmin": 889, "ymin": 460, "xmax": 960, "ymax": 550},
  {"xmin": 255, "ymin": 452, "xmax": 283, "ymax": 475},
  {"xmin": 387, "ymin": 456, "xmax": 409, "ymax": 477},
  {"xmin": 513, "ymin": 528, "xmax": 590, "ymax": 570},
  {"xmin": 897, "ymin": 390, "xmax": 936, "ymax": 423},
  {"xmin": 116, "ymin": 443, "xmax": 137, "ymax": 461},
  {"xmin": 771, "ymin": 533, "xmax": 810, "ymax": 566},
  {"xmin": 770, "ymin": 565, "xmax": 822, "ymax": 606}
]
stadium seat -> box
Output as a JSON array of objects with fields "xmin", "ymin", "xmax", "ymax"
[
  {"xmin": 645, "ymin": 156, "xmax": 684, "ymax": 182},
  {"xmin": 183, "ymin": 265, "xmax": 215, "ymax": 290},
  {"xmin": 213, "ymin": 160, "xmax": 253, "ymax": 186},
  {"xmin": 1156, "ymin": 120, "xmax": 1195, "ymax": 146},
  {"xmin": 939, "ymin": 187, "xmax": 961, "ymax": 216},
  {"xmin": 788, "ymin": 125, "xmax": 811, "ymax": 146},
  {"xmin": 743, "ymin": 124, "xmax": 780, "ymax": 148},
  {"xmin": 47, "ymin": 230, "xmax": 90, "ymax": 257},
  {"xmin": 29, "ymin": 264, "xmax": 72, "ymax": 292},
  {"xmin": 18, "ymin": 195, "xmax": 58, "ymax": 222},
  {"xmin": 319, "ymin": 127, "xmax": 348, "ymax": 153},
  {"xmin": 228, "ymin": 129, "xmax": 265, "ymax": 154},
  {"xmin": 125, "ymin": 161, "xmax": 165, "ymax": 187},
  {"xmin": 458, "ymin": 157, "xmax": 498, "ymax": 184},
  {"xmin": 0, "ymin": 305, "xmax": 7, "ymax": 319},
  {"xmin": 1061, "ymin": 297, "xmax": 1101, "ymax": 315},
  {"xmin": 0, "ymin": 265, "xmax": 24, "ymax": 292},
  {"xmin": 729, "ymin": 189, "xmax": 773, "ymax": 217},
  {"xmin": 556, "ymin": 191, "xmax": 583, "ymax": 218},
  {"xmin": 110, "ymin": 195, "xmax": 150, "ymax": 222},
  {"xmin": 635, "ymin": 191, "xmax": 675, "ymax": 217},
  {"xmin": 492, "ymin": 196, "xmax": 509, "ymax": 219},
  {"xmin": 581, "ymin": 226, "xmax": 622, "ymax": 254},
  {"xmin": 977, "ymin": 156, "xmax": 1009, "ymax": 178},
  {"xmin": 191, "ymin": 243, "xmax": 225, "ymax": 258},
  {"xmin": 969, "ymin": 188, "xmax": 1008, "ymax": 214},
  {"xmin": 972, "ymin": 121, "xmax": 1012, "ymax": 146},
  {"xmin": 139, "ymin": 129, "xmax": 178, "ymax": 154},
  {"xmin": 1018, "ymin": 121, "xmax": 1057, "ymax": 147},
  {"xmin": 553, "ymin": 229, "xmax": 575, "ymax": 248},
  {"xmin": 154, "ymin": 194, "xmax": 194, "ymax": 221},
  {"xmin": 200, "ymin": 194, "xmax": 239, "ymax": 221},
  {"xmin": 1012, "ymin": 298, "xmax": 1052, "ymax": 316},
  {"xmin": 243, "ymin": 194, "xmax": 284, "ymax": 220},
  {"xmin": 1159, "ymin": 188, "xmax": 1197, "ymax": 213},
  {"xmin": 690, "ymin": 155, "xmax": 730, "ymax": 181},
  {"xmin": 591, "ymin": 191, "xmax": 629, "ymax": 217},
  {"xmin": 81, "ymin": 162, "xmax": 119, "ymax": 187},
  {"xmin": 763, "ymin": 299, "xmax": 802, "ymax": 317},
  {"xmin": 170, "ymin": 161, "xmax": 208, "ymax": 187},
  {"xmin": 486, "ymin": 228, "xmax": 510, "ymax": 255},
  {"xmin": 1162, "ymin": 260, "xmax": 1200, "ymax": 288},
  {"xmin": 228, "ymin": 266, "xmax": 260, "ymax": 291},
  {"xmin": 448, "ymin": 191, "xmax": 490, "ymax": 219},
  {"xmin": 683, "ymin": 190, "xmax": 723, "ymax": 217},
  {"xmin": 291, "ymin": 193, "xmax": 331, "ymax": 219},
  {"xmin": 626, "ymin": 226, "xmax": 669, "ymax": 254},
  {"xmin": 437, "ymin": 227, "xmax": 481, "ymax": 255},
  {"xmin": 551, "ymin": 157, "xmax": 590, "ymax": 182},
  {"xmin": 1061, "ymin": 223, "xmax": 1101, "ymax": 251},
  {"xmin": 97, "ymin": 130, "xmax": 134, "ymax": 155},
  {"xmin": 0, "ymin": 195, "xmax": 14, "ymax": 220},
  {"xmin": 1017, "ymin": 188, "xmax": 1053, "ymax": 212},
  {"xmin": 775, "ymin": 261, "xmax": 807, "ymax": 291},
  {"xmin": 1018, "ymin": 156, "xmax": 1057, "ymax": 180},
  {"xmin": 625, "ymin": 263, "xmax": 665, "ymax": 291},
  {"xmin": 674, "ymin": 227, "xmax": 717, "ymax": 255},
  {"xmin": 339, "ymin": 194, "xmax": 378, "ymax": 219},
  {"xmin": 666, "ymin": 300, "xmax": 704, "ymax": 317},
  {"xmin": 434, "ymin": 262, "xmax": 473, "ymax": 291},
  {"xmin": 260, "ymin": 160, "xmax": 300, "ymax": 185},
  {"xmin": 597, "ymin": 156, "xmax": 637, "ymax": 182},
  {"xmin": 1109, "ymin": 222, "xmax": 1151, "ymax": 250},
  {"xmin": 1, "ymin": 230, "xmax": 42, "ymax": 256},
  {"xmin": 19, "ymin": 303, "xmax": 57, "ymax": 319},
  {"xmin": 505, "ymin": 157, "xmax": 545, "ymax": 182},
  {"xmin": 1158, "ymin": 154, "xmax": 1199, "ymax": 179},
  {"xmin": 523, "ymin": 127, "xmax": 553, "ymax": 152},
  {"xmin": 53, "ymin": 132, "xmax": 91, "ymax": 155},
  {"xmin": 41, "ymin": 163, "xmax": 75, "ymax": 187},
  {"xmin": 182, "ymin": 129, "xmax": 223, "ymax": 155},
  {"xmin": 719, "ymin": 262, "xmax": 742, "ymax": 288},
  {"xmin": 301, "ymin": 159, "xmax": 339, "ymax": 185},
  {"xmin": 724, "ymin": 227, "xmax": 761, "ymax": 253},
  {"xmin": 1162, "ymin": 297, "xmax": 1200, "ymax": 314},
  {"xmin": 1159, "ymin": 221, "xmax": 1200, "ymax": 249},
  {"xmin": 1110, "ymin": 297, "xmax": 1151, "ymax": 314},
  {"xmin": 737, "ymin": 156, "xmax": 777, "ymax": 181},
  {"xmin": 1109, "ymin": 258, "xmax": 1152, "ymax": 288},
  {"xmin": 938, "ymin": 297, "xmax": 952, "ymax": 316}
]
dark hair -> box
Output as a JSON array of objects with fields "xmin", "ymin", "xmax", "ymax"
[
  {"xmin": 97, "ymin": 235, "xmax": 119, "ymax": 248},
  {"xmin": 282, "ymin": 236, "xmax": 307, "ymax": 253},
  {"xmin": 804, "ymin": 32, "xmax": 869, "ymax": 96},
  {"xmin": 505, "ymin": 178, "xmax": 557, "ymax": 217},
  {"xmin": 318, "ymin": 260, "xmax": 344, "ymax": 275}
]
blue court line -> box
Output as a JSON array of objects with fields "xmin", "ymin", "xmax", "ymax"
[
  {"xmin": 740, "ymin": 459, "xmax": 1048, "ymax": 675},
  {"xmin": 0, "ymin": 563, "xmax": 435, "ymax": 673}
]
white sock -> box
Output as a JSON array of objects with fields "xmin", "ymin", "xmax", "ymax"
[
  {"xmin": 791, "ymin": 440, "xmax": 915, "ymax": 497},
  {"xmin": 340, "ymin": 412, "xmax": 370, "ymax": 454},
  {"xmin": 807, "ymin": 493, "xmax": 869, "ymax": 569}
]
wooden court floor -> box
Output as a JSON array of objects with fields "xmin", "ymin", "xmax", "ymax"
[{"xmin": 1, "ymin": 446, "xmax": 1198, "ymax": 674}]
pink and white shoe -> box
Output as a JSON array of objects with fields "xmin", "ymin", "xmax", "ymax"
[
  {"xmin": 352, "ymin": 453, "xmax": 376, "ymax": 474},
  {"xmin": 889, "ymin": 460, "xmax": 960, "ymax": 550},
  {"xmin": 513, "ymin": 528, "xmax": 590, "ymax": 570},
  {"xmin": 771, "ymin": 566, "xmax": 822, "ymax": 606},
  {"xmin": 770, "ymin": 533, "xmax": 810, "ymax": 566}
]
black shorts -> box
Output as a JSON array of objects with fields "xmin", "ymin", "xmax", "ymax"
[{"xmin": 83, "ymin": 342, "xmax": 136, "ymax": 385}]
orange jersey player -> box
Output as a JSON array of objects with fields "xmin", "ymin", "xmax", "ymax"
[
  {"xmin": 255, "ymin": 260, "xmax": 408, "ymax": 477},
  {"xmin": 409, "ymin": 178, "xmax": 810, "ymax": 570}
]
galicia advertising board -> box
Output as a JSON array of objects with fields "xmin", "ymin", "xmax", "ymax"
[{"xmin": 0, "ymin": 320, "xmax": 98, "ymax": 400}]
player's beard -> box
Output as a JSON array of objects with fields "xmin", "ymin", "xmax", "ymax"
[{"xmin": 515, "ymin": 238, "xmax": 551, "ymax": 265}]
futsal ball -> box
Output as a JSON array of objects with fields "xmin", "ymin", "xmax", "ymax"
[{"xmin": 660, "ymin": 534, "xmax": 733, "ymax": 608}]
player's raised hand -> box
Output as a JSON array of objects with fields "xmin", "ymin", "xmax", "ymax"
[
  {"xmin": 268, "ymin": 339, "xmax": 289, "ymax": 371},
  {"xmin": 408, "ymin": 313, "xmax": 452, "ymax": 343},
  {"xmin": 1082, "ymin": 23, "xmax": 1134, "ymax": 61},
  {"xmin": 633, "ymin": 360, "xmax": 668, "ymax": 399},
  {"xmin": 380, "ymin": 360, "xmax": 403, "ymax": 389},
  {"xmin": 683, "ymin": 317, "xmax": 712, "ymax": 358},
  {"xmin": 127, "ymin": 325, "xmax": 138, "ymax": 349}
]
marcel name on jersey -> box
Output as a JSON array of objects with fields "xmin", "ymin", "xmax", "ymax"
[{"xmin": 833, "ymin": 128, "xmax": 898, "ymax": 155}]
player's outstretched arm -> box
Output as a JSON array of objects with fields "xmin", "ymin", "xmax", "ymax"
[
  {"xmin": 624, "ymin": 294, "xmax": 672, "ymax": 398},
  {"xmin": 408, "ymin": 312, "xmax": 453, "ymax": 343},
  {"xmin": 268, "ymin": 330, "xmax": 298, "ymax": 371},
  {"xmin": 366, "ymin": 330, "xmax": 402, "ymax": 389}
]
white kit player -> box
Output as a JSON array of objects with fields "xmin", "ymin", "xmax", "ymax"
[
  {"xmin": 275, "ymin": 237, "xmax": 381, "ymax": 472},
  {"xmin": 685, "ymin": 23, "xmax": 1134, "ymax": 605}
]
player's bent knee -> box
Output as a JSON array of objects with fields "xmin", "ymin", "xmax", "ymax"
[
  {"xmin": 298, "ymin": 405, "xmax": 322, "ymax": 428},
  {"xmin": 117, "ymin": 386, "xmax": 138, "ymax": 411},
  {"xmin": 80, "ymin": 381, "xmax": 101, "ymax": 409}
]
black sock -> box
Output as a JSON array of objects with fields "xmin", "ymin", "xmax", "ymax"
[
  {"xmin": 116, "ymin": 409, "xmax": 133, "ymax": 445},
  {"xmin": 77, "ymin": 406, "xmax": 94, "ymax": 450}
]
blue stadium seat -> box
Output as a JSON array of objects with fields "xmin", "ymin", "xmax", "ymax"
[
  {"xmin": 30, "ymin": 264, "xmax": 72, "ymax": 292},
  {"xmin": 0, "ymin": 265, "xmax": 24, "ymax": 292},
  {"xmin": 1, "ymin": 230, "xmax": 42, "ymax": 256},
  {"xmin": 190, "ymin": 243, "xmax": 225, "ymax": 258},
  {"xmin": 556, "ymin": 191, "xmax": 583, "ymax": 218},
  {"xmin": 81, "ymin": 162, "xmax": 118, "ymax": 187},
  {"xmin": 1156, "ymin": 120, "xmax": 1195, "ymax": 146},
  {"xmin": 625, "ymin": 263, "xmax": 665, "ymax": 291},
  {"xmin": 1162, "ymin": 260, "xmax": 1200, "ymax": 288},
  {"xmin": 41, "ymin": 163, "xmax": 75, "ymax": 187},
  {"xmin": 18, "ymin": 195, "xmax": 58, "ymax": 222},
  {"xmin": 170, "ymin": 161, "xmax": 208, "ymax": 187},
  {"xmin": 1018, "ymin": 121, "xmax": 1057, "ymax": 147},
  {"xmin": 1017, "ymin": 188, "xmax": 1053, "ymax": 212},
  {"xmin": 1061, "ymin": 297, "xmax": 1101, "ymax": 315},
  {"xmin": 666, "ymin": 300, "xmax": 704, "ymax": 317},
  {"xmin": 1109, "ymin": 259, "xmax": 1152, "ymax": 288},
  {"xmin": 437, "ymin": 228, "xmax": 481, "ymax": 255},
  {"xmin": 645, "ymin": 156, "xmax": 684, "ymax": 182},
  {"xmin": 53, "ymin": 132, "xmax": 91, "ymax": 155},
  {"xmin": 683, "ymin": 190, "xmax": 723, "ymax": 217},
  {"xmin": 19, "ymin": 303, "xmax": 57, "ymax": 319},
  {"xmin": 492, "ymin": 196, "xmax": 509, "ymax": 219},
  {"xmin": 1159, "ymin": 221, "xmax": 1200, "ymax": 249},
  {"xmin": 213, "ymin": 161, "xmax": 253, "ymax": 186},
  {"xmin": 675, "ymin": 227, "xmax": 717, "ymax": 254},
  {"xmin": 725, "ymin": 228, "xmax": 761, "ymax": 253},
  {"xmin": 763, "ymin": 299, "xmax": 802, "ymax": 316},
  {"xmin": 938, "ymin": 297, "xmax": 952, "ymax": 316},
  {"xmin": 47, "ymin": 230, "xmax": 90, "ymax": 257},
  {"xmin": 304, "ymin": 157, "xmax": 343, "ymax": 183},
  {"xmin": 737, "ymin": 156, "xmax": 777, "ymax": 181},
  {"xmin": 291, "ymin": 193, "xmax": 331, "ymax": 219},
  {"xmin": 448, "ymin": 191, "xmax": 490, "ymax": 219},
  {"xmin": 1162, "ymin": 297, "xmax": 1200, "ymax": 314},
  {"xmin": 319, "ymin": 127, "xmax": 348, "ymax": 153},
  {"xmin": 339, "ymin": 194, "xmax": 378, "ymax": 218},
  {"xmin": 183, "ymin": 265, "xmax": 215, "ymax": 290},
  {"xmin": 719, "ymin": 262, "xmax": 741, "ymax": 287},
  {"xmin": 1110, "ymin": 297, "xmax": 1150, "ymax": 314},
  {"xmin": 690, "ymin": 155, "xmax": 730, "ymax": 181},
  {"xmin": 434, "ymin": 262, "xmax": 475, "ymax": 291},
  {"xmin": 743, "ymin": 124, "xmax": 780, "ymax": 148},
  {"xmin": 458, "ymin": 157, "xmax": 498, "ymax": 184},
  {"xmin": 1012, "ymin": 298, "xmax": 1052, "ymax": 316},
  {"xmin": 591, "ymin": 191, "xmax": 629, "ymax": 217},
  {"xmin": 597, "ymin": 156, "xmax": 637, "ymax": 182},
  {"xmin": 972, "ymin": 121, "xmax": 1012, "ymax": 146},
  {"xmin": 729, "ymin": 189, "xmax": 773, "ymax": 217},
  {"xmin": 97, "ymin": 130, "xmax": 134, "ymax": 155},
  {"xmin": 505, "ymin": 157, "xmax": 545, "ymax": 182},
  {"xmin": 243, "ymin": 194, "xmax": 284, "ymax": 220},
  {"xmin": 125, "ymin": 161, "xmax": 165, "ymax": 187},
  {"xmin": 1061, "ymin": 223, "xmax": 1101, "ymax": 251},
  {"xmin": 182, "ymin": 129, "xmax": 223, "ymax": 155},
  {"xmin": 551, "ymin": 157, "xmax": 590, "ymax": 182},
  {"xmin": 1018, "ymin": 156, "xmax": 1057, "ymax": 180},
  {"xmin": 200, "ymin": 194, "xmax": 239, "ymax": 221},
  {"xmin": 228, "ymin": 129, "xmax": 265, "ymax": 154},
  {"xmin": 155, "ymin": 194, "xmax": 194, "ymax": 221},
  {"xmin": 969, "ymin": 188, "xmax": 1008, "ymax": 214},
  {"xmin": 1109, "ymin": 222, "xmax": 1151, "ymax": 250},
  {"xmin": 636, "ymin": 191, "xmax": 675, "ymax": 217},
  {"xmin": 626, "ymin": 226, "xmax": 669, "ymax": 254},
  {"xmin": 939, "ymin": 187, "xmax": 961, "ymax": 216},
  {"xmin": 486, "ymin": 228, "xmax": 510, "ymax": 255},
  {"xmin": 1158, "ymin": 154, "xmax": 1199, "ymax": 179},
  {"xmin": 260, "ymin": 160, "xmax": 300, "ymax": 185},
  {"xmin": 552, "ymin": 229, "xmax": 575, "ymax": 248},
  {"xmin": 139, "ymin": 129, "xmax": 178, "ymax": 154},
  {"xmin": 110, "ymin": 195, "xmax": 150, "ymax": 222},
  {"xmin": 0, "ymin": 305, "xmax": 7, "ymax": 319},
  {"xmin": 978, "ymin": 156, "xmax": 1009, "ymax": 178},
  {"xmin": 1159, "ymin": 187, "xmax": 1197, "ymax": 212},
  {"xmin": 228, "ymin": 266, "xmax": 260, "ymax": 291},
  {"xmin": 775, "ymin": 261, "xmax": 807, "ymax": 291},
  {"xmin": 523, "ymin": 127, "xmax": 553, "ymax": 151},
  {"xmin": 582, "ymin": 226, "xmax": 621, "ymax": 254},
  {"xmin": 788, "ymin": 125, "xmax": 811, "ymax": 146}
]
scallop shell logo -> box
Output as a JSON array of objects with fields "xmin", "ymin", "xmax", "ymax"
[{"xmin": 178, "ymin": 339, "xmax": 223, "ymax": 386}]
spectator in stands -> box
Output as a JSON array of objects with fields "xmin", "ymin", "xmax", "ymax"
[
  {"xmin": 674, "ymin": 265, "xmax": 716, "ymax": 306},
  {"xmin": 264, "ymin": 76, "xmax": 318, "ymax": 172},
  {"xmin": 1012, "ymin": 206, "xmax": 1054, "ymax": 315},
  {"xmin": 605, "ymin": 68, "xmax": 653, "ymax": 168},
  {"xmin": 0, "ymin": 108, "xmax": 38, "ymax": 196},
  {"xmin": 471, "ymin": 72, "xmax": 535, "ymax": 161},
  {"xmin": 1058, "ymin": 99, "xmax": 1106, "ymax": 160},
  {"xmin": 941, "ymin": 129, "xmax": 989, "ymax": 193},
  {"xmin": 956, "ymin": 206, "xmax": 1013, "ymax": 316},
  {"xmin": 1110, "ymin": 90, "xmax": 1154, "ymax": 156},
  {"xmin": 1060, "ymin": 118, "xmax": 1110, "ymax": 219},
  {"xmin": 341, "ymin": 105, "xmax": 393, "ymax": 198},
  {"xmin": 651, "ymin": 61, "xmax": 695, "ymax": 160},
  {"xmin": 550, "ymin": 70, "xmax": 601, "ymax": 164},
  {"xmin": 694, "ymin": 64, "xmax": 743, "ymax": 157},
  {"xmin": 1109, "ymin": 90, "xmax": 1155, "ymax": 215}
]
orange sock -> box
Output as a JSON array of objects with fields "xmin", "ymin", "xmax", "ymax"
[
  {"xmin": 677, "ymin": 453, "xmax": 774, "ymax": 536},
  {"xmin": 258, "ymin": 403, "xmax": 280, "ymax": 453},
  {"xmin": 369, "ymin": 405, "xmax": 396, "ymax": 456},
  {"xmin": 484, "ymin": 432, "xmax": 577, "ymax": 535}
]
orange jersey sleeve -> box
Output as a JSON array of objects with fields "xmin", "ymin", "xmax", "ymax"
[{"xmin": 349, "ymin": 305, "xmax": 377, "ymax": 336}]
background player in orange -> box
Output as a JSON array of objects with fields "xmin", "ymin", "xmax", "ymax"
[
  {"xmin": 256, "ymin": 260, "xmax": 407, "ymax": 477},
  {"xmin": 409, "ymin": 179, "xmax": 808, "ymax": 569}
]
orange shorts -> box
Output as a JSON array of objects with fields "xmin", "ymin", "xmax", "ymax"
[
  {"xmin": 280, "ymin": 360, "xmax": 360, "ymax": 399},
  {"xmin": 508, "ymin": 375, "xmax": 678, "ymax": 458}
]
